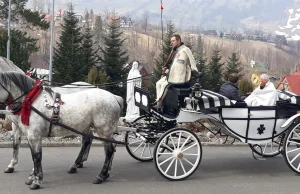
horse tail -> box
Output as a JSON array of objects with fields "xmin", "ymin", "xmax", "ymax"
[{"xmin": 113, "ymin": 95, "xmax": 124, "ymax": 113}]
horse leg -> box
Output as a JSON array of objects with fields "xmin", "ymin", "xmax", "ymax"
[
  {"xmin": 5, "ymin": 123, "xmax": 22, "ymax": 173},
  {"xmin": 92, "ymin": 140, "xmax": 116, "ymax": 184},
  {"xmin": 68, "ymin": 130, "xmax": 93, "ymax": 173},
  {"xmin": 25, "ymin": 138, "xmax": 43, "ymax": 190}
]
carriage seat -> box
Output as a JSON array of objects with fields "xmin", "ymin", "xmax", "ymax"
[{"xmin": 169, "ymin": 82, "xmax": 191, "ymax": 98}]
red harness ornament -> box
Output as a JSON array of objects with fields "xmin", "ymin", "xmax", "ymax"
[{"xmin": 21, "ymin": 80, "xmax": 43, "ymax": 126}]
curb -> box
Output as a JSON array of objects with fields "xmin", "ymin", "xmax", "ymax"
[{"xmin": 0, "ymin": 141, "xmax": 249, "ymax": 148}]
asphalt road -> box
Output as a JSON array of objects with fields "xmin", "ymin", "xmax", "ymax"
[{"xmin": 0, "ymin": 146, "xmax": 299, "ymax": 194}]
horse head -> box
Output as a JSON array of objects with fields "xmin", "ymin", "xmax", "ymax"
[{"xmin": 0, "ymin": 72, "xmax": 36, "ymax": 110}]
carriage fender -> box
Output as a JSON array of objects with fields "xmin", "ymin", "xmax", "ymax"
[{"xmin": 281, "ymin": 113, "xmax": 300, "ymax": 128}]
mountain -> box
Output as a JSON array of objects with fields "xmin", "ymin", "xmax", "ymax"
[
  {"xmin": 29, "ymin": 0, "xmax": 300, "ymax": 31},
  {"xmin": 276, "ymin": 8, "xmax": 300, "ymax": 40}
]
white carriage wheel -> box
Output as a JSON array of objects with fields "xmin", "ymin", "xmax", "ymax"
[
  {"xmin": 283, "ymin": 121, "xmax": 300, "ymax": 174},
  {"xmin": 125, "ymin": 131, "xmax": 154, "ymax": 162},
  {"xmin": 154, "ymin": 128, "xmax": 202, "ymax": 181}
]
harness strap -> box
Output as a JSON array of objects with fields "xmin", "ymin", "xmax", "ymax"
[
  {"xmin": 30, "ymin": 106, "xmax": 127, "ymax": 145},
  {"xmin": 48, "ymin": 92, "xmax": 62, "ymax": 137}
]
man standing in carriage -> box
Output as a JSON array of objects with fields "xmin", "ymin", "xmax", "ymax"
[{"xmin": 155, "ymin": 34, "xmax": 198, "ymax": 108}]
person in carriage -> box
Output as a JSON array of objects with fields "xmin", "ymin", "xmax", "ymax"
[
  {"xmin": 245, "ymin": 73, "xmax": 278, "ymax": 106},
  {"xmin": 155, "ymin": 34, "xmax": 198, "ymax": 109},
  {"xmin": 219, "ymin": 73, "xmax": 244, "ymax": 102}
]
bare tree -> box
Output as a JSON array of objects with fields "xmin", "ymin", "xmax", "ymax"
[
  {"xmin": 37, "ymin": 0, "xmax": 45, "ymax": 13},
  {"xmin": 141, "ymin": 10, "xmax": 149, "ymax": 34},
  {"xmin": 264, "ymin": 46, "xmax": 273, "ymax": 70},
  {"xmin": 46, "ymin": 0, "xmax": 51, "ymax": 14}
]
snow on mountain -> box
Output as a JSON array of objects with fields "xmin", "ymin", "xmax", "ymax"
[{"xmin": 276, "ymin": 8, "xmax": 300, "ymax": 41}]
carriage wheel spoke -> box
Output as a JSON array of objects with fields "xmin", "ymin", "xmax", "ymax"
[
  {"xmin": 180, "ymin": 135, "xmax": 192, "ymax": 150},
  {"xmin": 297, "ymin": 162, "xmax": 300, "ymax": 171},
  {"xmin": 140, "ymin": 143, "xmax": 147, "ymax": 157},
  {"xmin": 181, "ymin": 143, "xmax": 198, "ymax": 152},
  {"xmin": 290, "ymin": 152, "xmax": 300, "ymax": 163},
  {"xmin": 182, "ymin": 153, "xmax": 198, "ymax": 156},
  {"xmin": 288, "ymin": 139, "xmax": 300, "ymax": 145},
  {"xmin": 165, "ymin": 158, "xmax": 175, "ymax": 174},
  {"xmin": 179, "ymin": 159, "xmax": 186, "ymax": 174},
  {"xmin": 159, "ymin": 155, "xmax": 174, "ymax": 166},
  {"xmin": 177, "ymin": 132, "xmax": 182, "ymax": 149},
  {"xmin": 183, "ymin": 157, "xmax": 194, "ymax": 166},
  {"xmin": 162, "ymin": 143, "xmax": 174, "ymax": 152},
  {"xmin": 133, "ymin": 141, "xmax": 144, "ymax": 153},
  {"xmin": 157, "ymin": 152, "xmax": 173, "ymax": 155},
  {"xmin": 129, "ymin": 139, "xmax": 143, "ymax": 145},
  {"xmin": 287, "ymin": 147, "xmax": 300, "ymax": 154},
  {"xmin": 292, "ymin": 131, "xmax": 300, "ymax": 139},
  {"xmin": 170, "ymin": 135, "xmax": 177, "ymax": 150}
]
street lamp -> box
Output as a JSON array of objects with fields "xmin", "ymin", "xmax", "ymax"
[
  {"xmin": 7, "ymin": 0, "xmax": 11, "ymax": 60},
  {"xmin": 49, "ymin": 0, "xmax": 55, "ymax": 84}
]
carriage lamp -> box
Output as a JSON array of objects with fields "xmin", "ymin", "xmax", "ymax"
[{"xmin": 192, "ymin": 83, "xmax": 202, "ymax": 99}]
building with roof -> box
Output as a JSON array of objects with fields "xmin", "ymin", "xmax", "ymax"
[{"xmin": 276, "ymin": 72, "xmax": 300, "ymax": 95}]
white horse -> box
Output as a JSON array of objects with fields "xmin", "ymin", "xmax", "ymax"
[
  {"xmin": 0, "ymin": 57, "xmax": 100, "ymax": 175},
  {"xmin": 0, "ymin": 72, "xmax": 123, "ymax": 190}
]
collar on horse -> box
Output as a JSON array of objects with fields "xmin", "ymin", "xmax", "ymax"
[{"xmin": 21, "ymin": 80, "xmax": 43, "ymax": 125}]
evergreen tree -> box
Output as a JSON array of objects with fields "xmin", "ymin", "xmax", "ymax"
[
  {"xmin": 220, "ymin": 31, "xmax": 224, "ymax": 38},
  {"xmin": 90, "ymin": 9, "xmax": 94, "ymax": 23},
  {"xmin": 223, "ymin": 52, "xmax": 243, "ymax": 81},
  {"xmin": 85, "ymin": 11, "xmax": 89, "ymax": 21},
  {"xmin": 100, "ymin": 13, "xmax": 129, "ymax": 96},
  {"xmin": 0, "ymin": 0, "xmax": 49, "ymax": 70},
  {"xmin": 94, "ymin": 15, "xmax": 102, "ymax": 43},
  {"xmin": 238, "ymin": 79, "xmax": 253, "ymax": 96},
  {"xmin": 195, "ymin": 35, "xmax": 204, "ymax": 59},
  {"xmin": 80, "ymin": 22, "xmax": 100, "ymax": 81},
  {"xmin": 196, "ymin": 57, "xmax": 209, "ymax": 88},
  {"xmin": 53, "ymin": 3, "xmax": 83, "ymax": 83},
  {"xmin": 0, "ymin": 29, "xmax": 38, "ymax": 71},
  {"xmin": 207, "ymin": 46, "xmax": 224, "ymax": 92},
  {"xmin": 87, "ymin": 66, "xmax": 109, "ymax": 86},
  {"xmin": 149, "ymin": 21, "xmax": 175, "ymax": 97},
  {"xmin": 0, "ymin": 0, "xmax": 49, "ymax": 30}
]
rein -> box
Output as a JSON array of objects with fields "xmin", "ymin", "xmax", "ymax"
[
  {"xmin": 31, "ymin": 106, "xmax": 127, "ymax": 145},
  {"xmin": 0, "ymin": 82, "xmax": 27, "ymax": 114}
]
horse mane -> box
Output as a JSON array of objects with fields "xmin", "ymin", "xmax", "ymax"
[
  {"xmin": 0, "ymin": 57, "xmax": 23, "ymax": 72},
  {"xmin": 0, "ymin": 72, "xmax": 36, "ymax": 94}
]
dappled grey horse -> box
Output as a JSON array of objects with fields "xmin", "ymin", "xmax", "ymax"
[
  {"xmin": 0, "ymin": 72, "xmax": 123, "ymax": 190},
  {"xmin": 0, "ymin": 57, "xmax": 101, "ymax": 175}
]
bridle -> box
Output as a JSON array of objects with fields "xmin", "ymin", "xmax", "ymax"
[{"xmin": 0, "ymin": 82, "xmax": 26, "ymax": 114}]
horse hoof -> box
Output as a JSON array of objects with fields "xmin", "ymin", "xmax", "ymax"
[
  {"xmin": 25, "ymin": 179, "xmax": 34, "ymax": 185},
  {"xmin": 92, "ymin": 174, "xmax": 109, "ymax": 184},
  {"xmin": 29, "ymin": 183, "xmax": 40, "ymax": 190},
  {"xmin": 4, "ymin": 167, "xmax": 14, "ymax": 173},
  {"xmin": 77, "ymin": 163, "xmax": 83, "ymax": 168},
  {"xmin": 68, "ymin": 165, "xmax": 77, "ymax": 174}
]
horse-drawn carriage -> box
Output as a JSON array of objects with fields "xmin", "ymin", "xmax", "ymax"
[
  {"xmin": 1, "ymin": 66, "xmax": 300, "ymax": 189},
  {"xmin": 121, "ymin": 82, "xmax": 300, "ymax": 180}
]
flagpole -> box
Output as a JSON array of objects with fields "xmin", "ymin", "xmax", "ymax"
[{"xmin": 160, "ymin": 0, "xmax": 164, "ymax": 65}]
